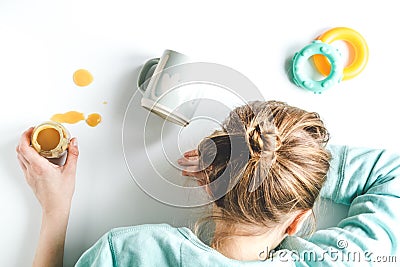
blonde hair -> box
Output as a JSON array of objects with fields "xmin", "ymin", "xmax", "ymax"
[{"xmin": 194, "ymin": 100, "xmax": 331, "ymax": 249}]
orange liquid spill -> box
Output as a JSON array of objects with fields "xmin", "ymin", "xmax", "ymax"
[
  {"xmin": 51, "ymin": 111, "xmax": 85, "ymax": 124},
  {"xmin": 73, "ymin": 69, "xmax": 93, "ymax": 87},
  {"xmin": 49, "ymin": 69, "xmax": 102, "ymax": 128},
  {"xmin": 51, "ymin": 111, "xmax": 102, "ymax": 127},
  {"xmin": 86, "ymin": 113, "xmax": 102, "ymax": 127}
]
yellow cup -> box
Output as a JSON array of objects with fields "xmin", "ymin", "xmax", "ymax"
[{"xmin": 31, "ymin": 121, "xmax": 70, "ymax": 166}]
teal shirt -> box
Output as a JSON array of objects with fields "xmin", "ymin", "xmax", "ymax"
[{"xmin": 75, "ymin": 146, "xmax": 400, "ymax": 266}]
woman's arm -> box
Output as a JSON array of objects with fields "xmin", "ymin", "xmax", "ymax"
[
  {"xmin": 16, "ymin": 127, "xmax": 79, "ymax": 267},
  {"xmin": 315, "ymin": 145, "xmax": 400, "ymax": 258},
  {"xmin": 321, "ymin": 145, "xmax": 400, "ymax": 205}
]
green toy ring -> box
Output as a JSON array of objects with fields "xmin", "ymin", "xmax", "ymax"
[{"xmin": 292, "ymin": 40, "xmax": 344, "ymax": 93}]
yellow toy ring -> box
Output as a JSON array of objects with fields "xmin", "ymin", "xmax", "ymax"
[{"xmin": 313, "ymin": 27, "xmax": 368, "ymax": 80}]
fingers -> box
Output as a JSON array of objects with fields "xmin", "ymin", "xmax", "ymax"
[
  {"xmin": 17, "ymin": 127, "xmax": 45, "ymax": 164},
  {"xmin": 181, "ymin": 165, "xmax": 200, "ymax": 173},
  {"xmin": 17, "ymin": 127, "xmax": 34, "ymax": 152},
  {"xmin": 179, "ymin": 149, "xmax": 205, "ymax": 179},
  {"xmin": 17, "ymin": 154, "xmax": 28, "ymax": 172},
  {"xmin": 178, "ymin": 149, "xmax": 200, "ymax": 168},
  {"xmin": 63, "ymin": 138, "xmax": 79, "ymax": 176},
  {"xmin": 177, "ymin": 156, "xmax": 199, "ymax": 167},
  {"xmin": 184, "ymin": 149, "xmax": 198, "ymax": 158}
]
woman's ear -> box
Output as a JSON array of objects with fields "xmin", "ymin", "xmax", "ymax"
[{"xmin": 286, "ymin": 209, "xmax": 312, "ymax": 235}]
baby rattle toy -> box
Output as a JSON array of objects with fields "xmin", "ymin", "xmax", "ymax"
[
  {"xmin": 292, "ymin": 27, "xmax": 368, "ymax": 93},
  {"xmin": 313, "ymin": 27, "xmax": 369, "ymax": 81},
  {"xmin": 292, "ymin": 40, "xmax": 343, "ymax": 93}
]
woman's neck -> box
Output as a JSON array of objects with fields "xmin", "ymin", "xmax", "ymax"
[{"xmin": 211, "ymin": 221, "xmax": 286, "ymax": 261}]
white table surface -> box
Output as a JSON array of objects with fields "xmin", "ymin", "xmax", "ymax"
[{"xmin": 1, "ymin": 1, "xmax": 399, "ymax": 266}]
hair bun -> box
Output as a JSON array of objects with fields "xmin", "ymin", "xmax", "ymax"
[
  {"xmin": 245, "ymin": 118, "xmax": 281, "ymax": 159},
  {"xmin": 244, "ymin": 117, "xmax": 282, "ymax": 192}
]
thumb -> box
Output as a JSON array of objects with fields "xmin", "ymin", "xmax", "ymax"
[{"xmin": 63, "ymin": 138, "xmax": 79, "ymax": 175}]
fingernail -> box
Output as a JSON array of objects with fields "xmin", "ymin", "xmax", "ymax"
[{"xmin": 71, "ymin": 138, "xmax": 78, "ymax": 147}]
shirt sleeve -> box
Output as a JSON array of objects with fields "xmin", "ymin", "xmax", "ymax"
[
  {"xmin": 314, "ymin": 145, "xmax": 400, "ymax": 259},
  {"xmin": 74, "ymin": 232, "xmax": 115, "ymax": 267}
]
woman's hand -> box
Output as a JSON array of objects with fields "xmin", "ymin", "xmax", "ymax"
[
  {"xmin": 177, "ymin": 149, "xmax": 206, "ymax": 182},
  {"xmin": 16, "ymin": 127, "xmax": 79, "ymax": 214},
  {"xmin": 16, "ymin": 127, "xmax": 79, "ymax": 267}
]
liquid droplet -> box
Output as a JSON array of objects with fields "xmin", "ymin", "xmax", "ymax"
[
  {"xmin": 86, "ymin": 113, "xmax": 102, "ymax": 127},
  {"xmin": 73, "ymin": 69, "xmax": 93, "ymax": 87}
]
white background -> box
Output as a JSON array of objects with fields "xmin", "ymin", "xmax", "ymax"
[{"xmin": 1, "ymin": 1, "xmax": 399, "ymax": 266}]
